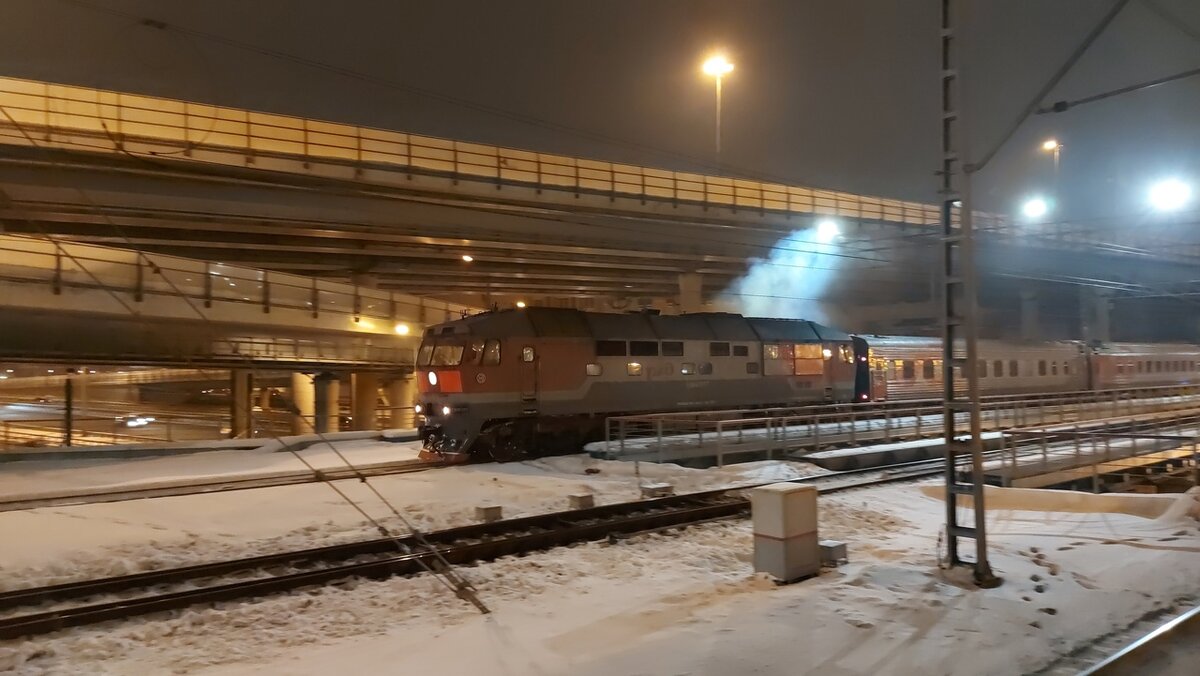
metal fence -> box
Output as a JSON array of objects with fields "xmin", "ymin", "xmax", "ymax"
[
  {"xmin": 602, "ymin": 384, "xmax": 1200, "ymax": 465},
  {"xmin": 0, "ymin": 75, "xmax": 1006, "ymax": 228}
]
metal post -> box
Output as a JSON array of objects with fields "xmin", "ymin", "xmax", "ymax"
[{"xmin": 939, "ymin": 0, "xmax": 998, "ymax": 587}]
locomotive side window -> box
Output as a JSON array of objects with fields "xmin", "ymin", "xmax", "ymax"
[
  {"xmin": 765, "ymin": 345, "xmax": 780, "ymax": 359},
  {"xmin": 1009, "ymin": 360, "xmax": 1018, "ymax": 377},
  {"xmin": 1138, "ymin": 361, "xmax": 1145, "ymax": 373},
  {"xmin": 630, "ymin": 341, "xmax": 659, "ymax": 357},
  {"xmin": 698, "ymin": 362, "xmax": 713, "ymax": 375},
  {"xmin": 1038, "ymin": 360, "xmax": 1047, "ymax": 376},
  {"xmin": 680, "ymin": 362, "xmax": 696, "ymax": 375},
  {"xmin": 432, "ymin": 345, "xmax": 465, "ymax": 366},
  {"xmin": 586, "ymin": 363, "xmax": 602, "ymax": 376},
  {"xmin": 1050, "ymin": 362, "xmax": 1058, "ymax": 375},
  {"xmin": 922, "ymin": 360, "xmax": 935, "ymax": 379},
  {"xmin": 1063, "ymin": 363, "xmax": 1071, "ymax": 375},
  {"xmin": 522, "ymin": 346, "xmax": 535, "ymax": 362},
  {"xmin": 467, "ymin": 339, "xmax": 485, "ymax": 365},
  {"xmin": 746, "ymin": 362, "xmax": 760, "ymax": 374},
  {"xmin": 902, "ymin": 360, "xmax": 915, "ymax": 380},
  {"xmin": 662, "ymin": 341, "xmax": 684, "ymax": 357},
  {"xmin": 417, "ymin": 343, "xmax": 434, "ymax": 366},
  {"xmin": 993, "ymin": 360, "xmax": 1003, "ymax": 378},
  {"xmin": 626, "ymin": 362, "xmax": 642, "ymax": 376},
  {"xmin": 710, "ymin": 342, "xmax": 731, "ymax": 357},
  {"xmin": 482, "ymin": 339, "xmax": 501, "ymax": 365},
  {"xmin": 733, "ymin": 345, "xmax": 749, "ymax": 357},
  {"xmin": 596, "ymin": 340, "xmax": 626, "ymax": 356}
]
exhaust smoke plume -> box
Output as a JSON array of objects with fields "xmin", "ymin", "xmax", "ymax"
[{"xmin": 718, "ymin": 226, "xmax": 842, "ymax": 323}]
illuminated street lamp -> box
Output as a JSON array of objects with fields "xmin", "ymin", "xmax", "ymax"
[
  {"xmin": 701, "ymin": 53, "xmax": 734, "ymax": 160},
  {"xmin": 461, "ymin": 254, "xmax": 474, "ymax": 262},
  {"xmin": 1149, "ymin": 178, "xmax": 1191, "ymax": 212},
  {"xmin": 1021, "ymin": 197, "xmax": 1050, "ymax": 220},
  {"xmin": 1040, "ymin": 138, "xmax": 1061, "ymax": 183},
  {"xmin": 816, "ymin": 219, "xmax": 839, "ymax": 243}
]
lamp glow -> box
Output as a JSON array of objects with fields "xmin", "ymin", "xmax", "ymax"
[
  {"xmin": 427, "ymin": 371, "xmax": 438, "ymax": 386},
  {"xmin": 701, "ymin": 54, "xmax": 734, "ymax": 77},
  {"xmin": 394, "ymin": 323, "xmax": 410, "ymax": 335},
  {"xmin": 516, "ymin": 301, "xmax": 526, "ymax": 308},
  {"xmin": 1149, "ymin": 179, "xmax": 1191, "ymax": 212},
  {"xmin": 1041, "ymin": 139, "xmax": 1060, "ymax": 151},
  {"xmin": 816, "ymin": 219, "xmax": 839, "ymax": 243},
  {"xmin": 461, "ymin": 254, "xmax": 474, "ymax": 262},
  {"xmin": 1021, "ymin": 197, "xmax": 1049, "ymax": 219}
]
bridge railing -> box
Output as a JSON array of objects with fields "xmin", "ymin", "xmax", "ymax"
[
  {"xmin": 0, "ymin": 76, "xmax": 1005, "ymax": 228},
  {"xmin": 0, "ymin": 234, "xmax": 472, "ymax": 332}
]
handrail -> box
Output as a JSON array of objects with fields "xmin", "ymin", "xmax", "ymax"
[{"xmin": 0, "ymin": 75, "xmax": 1007, "ymax": 228}]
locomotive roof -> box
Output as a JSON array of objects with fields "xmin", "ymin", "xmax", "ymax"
[{"xmin": 433, "ymin": 308, "xmax": 851, "ymax": 343}]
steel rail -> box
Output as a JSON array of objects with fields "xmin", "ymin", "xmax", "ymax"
[{"xmin": 1080, "ymin": 604, "xmax": 1200, "ymax": 675}]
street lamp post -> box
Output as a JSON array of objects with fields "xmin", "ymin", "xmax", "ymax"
[
  {"xmin": 1041, "ymin": 138, "xmax": 1062, "ymax": 196},
  {"xmin": 702, "ymin": 54, "xmax": 734, "ymax": 161}
]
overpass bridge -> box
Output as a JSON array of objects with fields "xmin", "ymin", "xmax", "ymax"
[{"xmin": 0, "ymin": 76, "xmax": 1197, "ymax": 338}]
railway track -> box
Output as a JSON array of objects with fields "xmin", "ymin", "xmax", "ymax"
[
  {"xmin": 0, "ymin": 462, "xmax": 937, "ymax": 641},
  {"xmin": 0, "ymin": 459, "xmax": 444, "ymax": 512},
  {"xmin": 1034, "ymin": 599, "xmax": 1200, "ymax": 675}
]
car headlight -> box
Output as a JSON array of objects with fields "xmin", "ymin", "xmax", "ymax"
[{"xmin": 427, "ymin": 371, "xmax": 438, "ymax": 386}]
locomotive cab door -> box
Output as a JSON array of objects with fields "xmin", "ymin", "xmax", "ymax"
[{"xmin": 519, "ymin": 345, "xmax": 539, "ymax": 412}]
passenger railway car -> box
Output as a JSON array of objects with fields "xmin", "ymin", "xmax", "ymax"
[
  {"xmin": 1088, "ymin": 343, "xmax": 1200, "ymax": 390},
  {"xmin": 415, "ymin": 308, "xmax": 858, "ymax": 459}
]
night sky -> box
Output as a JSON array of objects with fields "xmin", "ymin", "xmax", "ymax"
[{"xmin": 2, "ymin": 0, "xmax": 1199, "ymax": 218}]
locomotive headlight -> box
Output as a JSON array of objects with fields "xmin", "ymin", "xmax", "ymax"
[
  {"xmin": 413, "ymin": 404, "xmax": 422, "ymax": 414},
  {"xmin": 427, "ymin": 371, "xmax": 438, "ymax": 387},
  {"xmin": 441, "ymin": 405, "xmax": 451, "ymax": 416}
]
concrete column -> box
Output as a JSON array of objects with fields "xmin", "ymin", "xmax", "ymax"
[
  {"xmin": 678, "ymin": 272, "xmax": 703, "ymax": 314},
  {"xmin": 230, "ymin": 369, "xmax": 253, "ymax": 438},
  {"xmin": 291, "ymin": 372, "xmax": 315, "ymax": 435},
  {"xmin": 257, "ymin": 386, "xmax": 272, "ymax": 410},
  {"xmin": 1020, "ymin": 285, "xmax": 1039, "ymax": 341},
  {"xmin": 351, "ymin": 372, "xmax": 380, "ymax": 431},
  {"xmin": 387, "ymin": 376, "xmax": 417, "ymax": 429},
  {"xmin": 313, "ymin": 372, "xmax": 340, "ymax": 434}
]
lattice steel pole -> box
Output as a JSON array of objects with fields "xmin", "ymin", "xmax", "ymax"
[{"xmin": 939, "ymin": 0, "xmax": 999, "ymax": 587}]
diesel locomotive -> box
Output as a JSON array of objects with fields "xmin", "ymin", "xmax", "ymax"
[{"xmin": 415, "ymin": 307, "xmax": 1200, "ymax": 461}]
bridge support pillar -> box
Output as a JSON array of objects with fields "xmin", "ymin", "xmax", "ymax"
[
  {"xmin": 351, "ymin": 373, "xmax": 380, "ymax": 431},
  {"xmin": 1080, "ymin": 287, "xmax": 1112, "ymax": 343},
  {"xmin": 1020, "ymin": 285, "xmax": 1039, "ymax": 341},
  {"xmin": 290, "ymin": 372, "xmax": 315, "ymax": 435},
  {"xmin": 230, "ymin": 370, "xmax": 253, "ymax": 438},
  {"xmin": 387, "ymin": 376, "xmax": 416, "ymax": 428},
  {"xmin": 678, "ymin": 272, "xmax": 703, "ymax": 314},
  {"xmin": 314, "ymin": 373, "xmax": 340, "ymax": 434}
]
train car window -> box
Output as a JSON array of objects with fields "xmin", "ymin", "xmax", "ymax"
[
  {"xmin": 596, "ymin": 340, "xmax": 627, "ymax": 356},
  {"xmin": 662, "ymin": 341, "xmax": 684, "ymax": 357},
  {"xmin": 698, "ymin": 362, "xmax": 713, "ymax": 375},
  {"xmin": 1156, "ymin": 361, "xmax": 1163, "ymax": 373},
  {"xmin": 417, "ymin": 344, "xmax": 434, "ymax": 366},
  {"xmin": 709, "ymin": 342, "xmax": 731, "ymax": 357},
  {"xmin": 680, "ymin": 362, "xmax": 695, "ymax": 375},
  {"xmin": 746, "ymin": 362, "xmax": 760, "ymax": 374},
  {"xmin": 765, "ymin": 345, "xmax": 780, "ymax": 359},
  {"xmin": 902, "ymin": 360, "xmax": 915, "ymax": 380},
  {"xmin": 424, "ymin": 328, "xmax": 435, "ymax": 337},
  {"xmin": 838, "ymin": 345, "xmax": 852, "ymax": 363},
  {"xmin": 922, "ymin": 360, "xmax": 935, "ymax": 379},
  {"xmin": 467, "ymin": 339, "xmax": 485, "ymax": 365},
  {"xmin": 795, "ymin": 344, "xmax": 822, "ymax": 359},
  {"xmin": 630, "ymin": 340, "xmax": 659, "ymax": 357},
  {"xmin": 522, "ymin": 346, "xmax": 535, "ymax": 363},
  {"xmin": 626, "ymin": 362, "xmax": 643, "ymax": 376},
  {"xmin": 1138, "ymin": 361, "xmax": 1145, "ymax": 373},
  {"xmin": 733, "ymin": 345, "xmax": 749, "ymax": 357},
  {"xmin": 1038, "ymin": 360, "xmax": 1047, "ymax": 376},
  {"xmin": 586, "ymin": 363, "xmax": 602, "ymax": 376},
  {"xmin": 482, "ymin": 340, "xmax": 501, "ymax": 365},
  {"xmin": 977, "ymin": 360, "xmax": 987, "ymax": 378},
  {"xmin": 1009, "ymin": 360, "xmax": 1018, "ymax": 377},
  {"xmin": 993, "ymin": 360, "xmax": 1004, "ymax": 377},
  {"xmin": 1063, "ymin": 363, "xmax": 1071, "ymax": 375},
  {"xmin": 1050, "ymin": 362, "xmax": 1058, "ymax": 375},
  {"xmin": 432, "ymin": 345, "xmax": 464, "ymax": 366}
]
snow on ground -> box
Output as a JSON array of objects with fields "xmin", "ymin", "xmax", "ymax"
[
  {"xmin": 0, "ymin": 435, "xmax": 423, "ymax": 497},
  {"xmin": 0, "ymin": 453, "xmax": 819, "ymax": 590},
  {"xmin": 2, "ymin": 483, "xmax": 1198, "ymax": 675}
]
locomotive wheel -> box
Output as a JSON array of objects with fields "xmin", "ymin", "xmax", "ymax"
[{"xmin": 480, "ymin": 421, "xmax": 530, "ymax": 463}]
